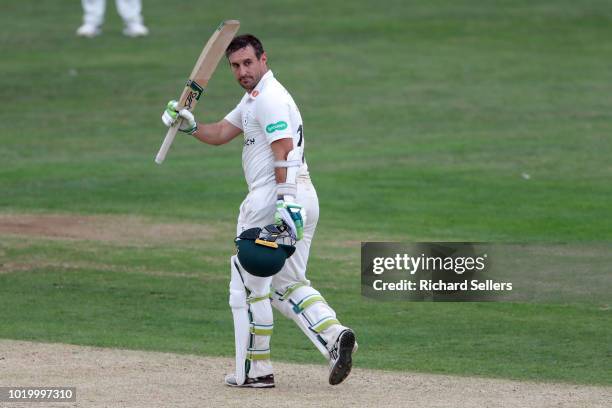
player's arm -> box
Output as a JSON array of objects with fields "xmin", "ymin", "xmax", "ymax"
[
  {"xmin": 270, "ymin": 138, "xmax": 294, "ymax": 186},
  {"xmin": 271, "ymin": 138, "xmax": 305, "ymax": 240},
  {"xmin": 162, "ymin": 100, "xmax": 242, "ymax": 146},
  {"xmin": 192, "ymin": 119, "xmax": 242, "ymax": 146}
]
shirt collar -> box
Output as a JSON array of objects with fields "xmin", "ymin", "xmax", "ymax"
[{"xmin": 248, "ymin": 70, "xmax": 273, "ymax": 100}]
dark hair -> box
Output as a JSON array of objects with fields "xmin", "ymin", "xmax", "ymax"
[{"xmin": 225, "ymin": 34, "xmax": 265, "ymax": 59}]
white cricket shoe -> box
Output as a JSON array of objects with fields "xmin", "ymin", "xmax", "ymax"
[
  {"xmin": 224, "ymin": 373, "xmax": 275, "ymax": 388},
  {"xmin": 76, "ymin": 24, "xmax": 101, "ymax": 38},
  {"xmin": 123, "ymin": 22, "xmax": 149, "ymax": 37},
  {"xmin": 328, "ymin": 328, "xmax": 356, "ymax": 385}
]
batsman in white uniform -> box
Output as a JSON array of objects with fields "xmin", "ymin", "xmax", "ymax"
[{"xmin": 162, "ymin": 34, "xmax": 356, "ymax": 388}]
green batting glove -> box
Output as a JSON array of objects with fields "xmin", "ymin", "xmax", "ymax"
[
  {"xmin": 161, "ymin": 100, "xmax": 198, "ymax": 134},
  {"xmin": 275, "ymin": 199, "xmax": 304, "ymax": 240}
]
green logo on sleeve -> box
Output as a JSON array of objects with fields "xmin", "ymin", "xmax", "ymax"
[{"xmin": 266, "ymin": 121, "xmax": 288, "ymax": 133}]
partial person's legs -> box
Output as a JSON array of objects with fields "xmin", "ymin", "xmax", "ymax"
[
  {"xmin": 271, "ymin": 180, "xmax": 356, "ymax": 385},
  {"xmin": 226, "ymin": 186, "xmax": 277, "ymax": 387},
  {"xmin": 115, "ymin": 0, "xmax": 148, "ymax": 36},
  {"xmin": 226, "ymin": 256, "xmax": 275, "ymax": 388},
  {"xmin": 76, "ymin": 0, "xmax": 105, "ymax": 37}
]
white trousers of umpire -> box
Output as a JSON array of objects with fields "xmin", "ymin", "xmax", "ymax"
[
  {"xmin": 230, "ymin": 177, "xmax": 347, "ymax": 379},
  {"xmin": 81, "ymin": 0, "xmax": 144, "ymax": 26}
]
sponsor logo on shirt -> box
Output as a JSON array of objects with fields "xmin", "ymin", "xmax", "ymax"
[
  {"xmin": 265, "ymin": 121, "xmax": 288, "ymax": 134},
  {"xmin": 244, "ymin": 138, "xmax": 255, "ymax": 146}
]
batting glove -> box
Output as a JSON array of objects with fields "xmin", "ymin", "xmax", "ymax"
[
  {"xmin": 161, "ymin": 100, "xmax": 198, "ymax": 134},
  {"xmin": 275, "ymin": 198, "xmax": 305, "ymax": 241}
]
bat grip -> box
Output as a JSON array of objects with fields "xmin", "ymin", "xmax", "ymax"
[{"xmin": 155, "ymin": 119, "xmax": 182, "ymax": 164}]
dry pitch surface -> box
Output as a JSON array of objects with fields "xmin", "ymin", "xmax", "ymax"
[{"xmin": 1, "ymin": 340, "xmax": 610, "ymax": 408}]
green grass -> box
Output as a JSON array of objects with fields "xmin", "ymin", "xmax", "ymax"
[
  {"xmin": 1, "ymin": 0, "xmax": 611, "ymax": 385},
  {"xmin": 1, "ymin": 236, "xmax": 610, "ymax": 385}
]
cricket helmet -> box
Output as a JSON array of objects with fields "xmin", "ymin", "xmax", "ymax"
[{"xmin": 235, "ymin": 224, "xmax": 296, "ymax": 277}]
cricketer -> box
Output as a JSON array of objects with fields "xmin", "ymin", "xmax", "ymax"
[{"xmin": 161, "ymin": 34, "xmax": 357, "ymax": 388}]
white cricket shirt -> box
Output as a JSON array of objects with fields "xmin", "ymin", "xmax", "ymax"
[{"xmin": 224, "ymin": 70, "xmax": 308, "ymax": 191}]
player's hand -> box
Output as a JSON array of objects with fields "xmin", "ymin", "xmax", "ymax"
[
  {"xmin": 275, "ymin": 198, "xmax": 305, "ymax": 241},
  {"xmin": 161, "ymin": 100, "xmax": 198, "ymax": 134}
]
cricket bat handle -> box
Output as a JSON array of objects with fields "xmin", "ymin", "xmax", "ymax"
[{"xmin": 155, "ymin": 119, "xmax": 182, "ymax": 164}]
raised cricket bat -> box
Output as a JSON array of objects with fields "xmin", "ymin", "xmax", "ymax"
[{"xmin": 155, "ymin": 20, "xmax": 240, "ymax": 164}]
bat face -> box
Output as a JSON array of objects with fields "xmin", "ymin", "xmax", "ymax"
[
  {"xmin": 184, "ymin": 80, "xmax": 204, "ymax": 110},
  {"xmin": 155, "ymin": 20, "xmax": 240, "ymax": 164},
  {"xmin": 178, "ymin": 20, "xmax": 240, "ymax": 112}
]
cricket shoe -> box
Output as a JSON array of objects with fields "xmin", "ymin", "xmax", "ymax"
[
  {"xmin": 76, "ymin": 24, "xmax": 101, "ymax": 38},
  {"xmin": 328, "ymin": 328, "xmax": 356, "ymax": 385},
  {"xmin": 123, "ymin": 22, "xmax": 149, "ymax": 37},
  {"xmin": 224, "ymin": 373, "xmax": 275, "ymax": 388}
]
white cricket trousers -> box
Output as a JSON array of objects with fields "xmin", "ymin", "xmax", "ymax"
[
  {"xmin": 236, "ymin": 177, "xmax": 319, "ymax": 291},
  {"xmin": 232, "ymin": 177, "xmax": 342, "ymax": 378},
  {"xmin": 81, "ymin": 0, "xmax": 144, "ymax": 26}
]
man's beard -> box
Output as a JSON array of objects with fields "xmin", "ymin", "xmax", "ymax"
[{"xmin": 239, "ymin": 74, "xmax": 258, "ymax": 91}]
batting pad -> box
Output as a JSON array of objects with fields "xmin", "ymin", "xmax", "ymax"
[
  {"xmin": 229, "ymin": 256, "xmax": 274, "ymax": 381},
  {"xmin": 272, "ymin": 283, "xmax": 343, "ymax": 360}
]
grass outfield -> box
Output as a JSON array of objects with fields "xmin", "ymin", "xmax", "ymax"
[{"xmin": 1, "ymin": 1, "xmax": 611, "ymax": 385}]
